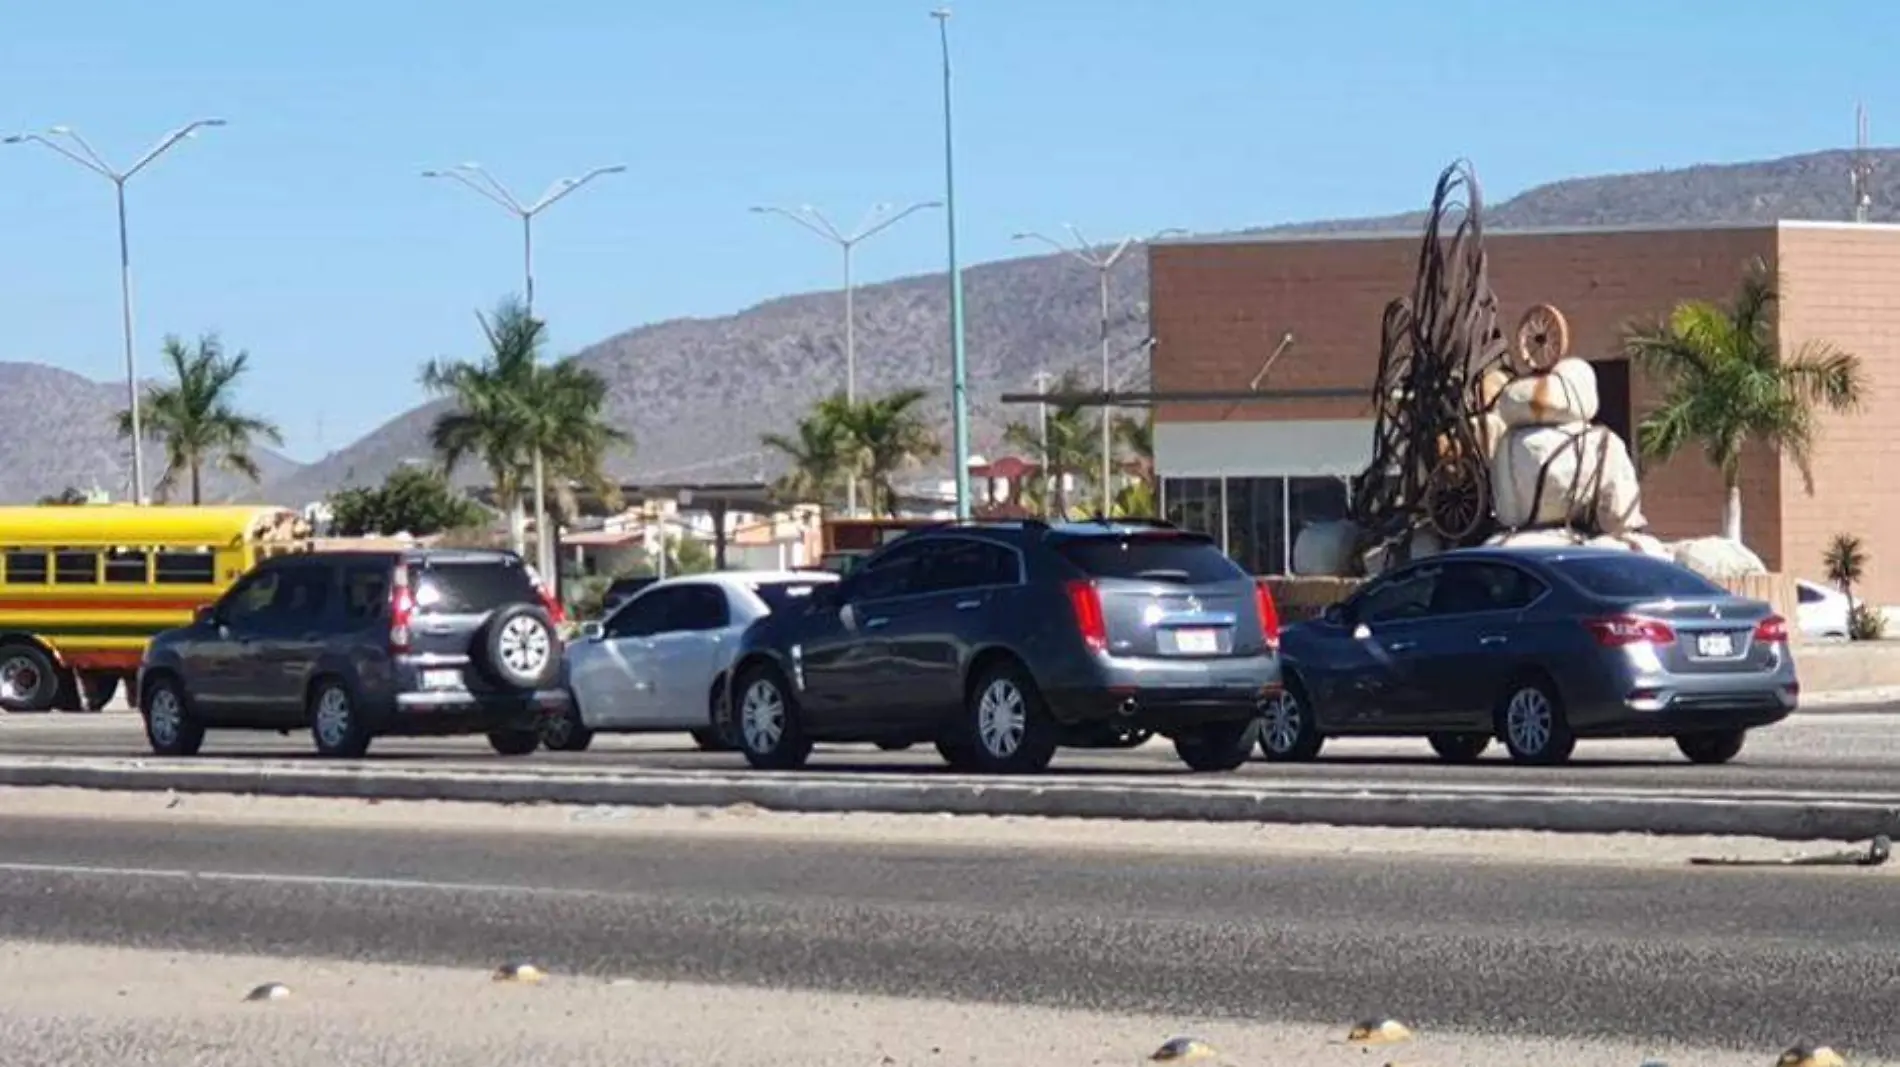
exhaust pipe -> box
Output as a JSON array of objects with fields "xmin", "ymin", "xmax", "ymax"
[{"xmin": 1116, "ymin": 697, "xmax": 1140, "ymax": 718}]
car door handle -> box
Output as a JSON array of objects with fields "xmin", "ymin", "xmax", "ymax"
[
  {"xmin": 864, "ymin": 616, "xmax": 889, "ymax": 629},
  {"xmin": 1479, "ymin": 634, "xmax": 1509, "ymax": 646},
  {"xmin": 1386, "ymin": 640, "xmax": 1416, "ymax": 652},
  {"xmin": 954, "ymin": 599, "xmax": 982, "ymax": 610}
]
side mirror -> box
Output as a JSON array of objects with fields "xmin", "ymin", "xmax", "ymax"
[
  {"xmin": 809, "ymin": 584, "xmax": 842, "ymax": 611},
  {"xmin": 579, "ymin": 621, "xmax": 605, "ymax": 642}
]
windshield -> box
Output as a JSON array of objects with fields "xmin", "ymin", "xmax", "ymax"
[
  {"xmin": 1551, "ymin": 555, "xmax": 1727, "ymax": 599},
  {"xmin": 1054, "ymin": 534, "xmax": 1244, "ymax": 584}
]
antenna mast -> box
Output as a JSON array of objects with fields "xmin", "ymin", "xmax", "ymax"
[{"xmin": 1852, "ymin": 101, "xmax": 1875, "ymax": 224}]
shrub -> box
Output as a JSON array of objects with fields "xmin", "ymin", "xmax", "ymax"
[{"xmin": 1850, "ymin": 601, "xmax": 1887, "ymax": 641}]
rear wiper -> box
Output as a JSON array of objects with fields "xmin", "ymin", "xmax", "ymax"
[{"xmin": 1135, "ymin": 569, "xmax": 1192, "ymax": 582}]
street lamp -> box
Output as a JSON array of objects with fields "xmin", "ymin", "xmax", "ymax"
[
  {"xmin": 1012, "ymin": 226, "xmax": 1185, "ymax": 515},
  {"xmin": 4, "ymin": 118, "xmax": 227, "ymax": 504},
  {"xmin": 749, "ymin": 200, "xmax": 942, "ymax": 515},
  {"xmin": 422, "ymin": 161, "xmax": 626, "ymax": 586},
  {"xmin": 931, "ymin": 7, "xmax": 973, "ymax": 521}
]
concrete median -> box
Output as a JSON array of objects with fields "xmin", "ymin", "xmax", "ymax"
[{"xmin": 1, "ymin": 755, "xmax": 1897, "ymax": 843}]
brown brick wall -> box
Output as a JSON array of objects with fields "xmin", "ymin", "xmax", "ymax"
[
  {"xmin": 1772, "ymin": 225, "xmax": 1900, "ymax": 601},
  {"xmin": 1149, "ymin": 226, "xmax": 1788, "ymax": 562}
]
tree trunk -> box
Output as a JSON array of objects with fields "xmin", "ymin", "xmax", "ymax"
[
  {"xmin": 1722, "ymin": 480, "xmax": 1743, "ymax": 543},
  {"xmin": 507, "ymin": 496, "xmax": 527, "ymax": 556},
  {"xmin": 1051, "ymin": 467, "xmax": 1067, "ymax": 521},
  {"xmin": 189, "ymin": 464, "xmax": 202, "ymax": 506}
]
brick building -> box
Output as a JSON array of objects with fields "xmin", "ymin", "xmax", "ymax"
[{"xmin": 1146, "ymin": 221, "xmax": 1900, "ymax": 599}]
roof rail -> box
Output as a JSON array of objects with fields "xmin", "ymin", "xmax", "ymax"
[{"xmin": 1073, "ymin": 514, "xmax": 1178, "ymax": 529}]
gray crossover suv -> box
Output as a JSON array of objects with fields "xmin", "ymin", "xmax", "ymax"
[
  {"xmin": 724, "ymin": 519, "xmax": 1284, "ymax": 774},
  {"xmin": 138, "ymin": 548, "xmax": 568, "ymax": 758}
]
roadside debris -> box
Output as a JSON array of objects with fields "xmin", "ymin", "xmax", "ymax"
[
  {"xmin": 242, "ymin": 982, "xmax": 291, "ymax": 1002},
  {"xmin": 1148, "ymin": 1036, "xmax": 1218, "ymax": 1062},
  {"xmin": 1345, "ymin": 1018, "xmax": 1415, "ymax": 1046},
  {"xmin": 1777, "ymin": 1044, "xmax": 1847, "ymax": 1066},
  {"xmin": 491, "ymin": 961, "xmax": 546, "ymax": 983},
  {"xmin": 1689, "ymin": 835, "xmax": 1890, "ymax": 868}
]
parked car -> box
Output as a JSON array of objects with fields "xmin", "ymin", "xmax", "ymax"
[
  {"xmin": 601, "ymin": 575, "xmax": 660, "ymax": 615},
  {"xmin": 1268, "ymin": 546, "xmax": 1797, "ymax": 766},
  {"xmin": 545, "ymin": 570, "xmax": 840, "ymax": 752},
  {"xmin": 136, "ymin": 548, "xmax": 568, "ymax": 758},
  {"xmin": 724, "ymin": 519, "xmax": 1283, "ymax": 774},
  {"xmin": 1794, "ymin": 578, "xmax": 1850, "ymax": 640}
]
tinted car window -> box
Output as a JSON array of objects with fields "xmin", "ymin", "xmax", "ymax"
[
  {"xmin": 275, "ymin": 566, "xmax": 333, "ymax": 618},
  {"xmin": 1552, "ymin": 555, "xmax": 1725, "ymax": 599},
  {"xmin": 918, "ymin": 538, "xmax": 1018, "ymax": 594},
  {"xmin": 413, "ymin": 560, "xmax": 538, "ymax": 614},
  {"xmin": 224, "ymin": 570, "xmax": 282, "ymax": 621},
  {"xmin": 666, "ymin": 585, "xmax": 730, "ymax": 631},
  {"xmin": 343, "ymin": 565, "xmax": 390, "ymax": 622},
  {"xmin": 1797, "ymin": 584, "xmax": 1823, "ymax": 604},
  {"xmin": 1055, "ymin": 534, "xmax": 1243, "ymax": 584},
  {"xmin": 850, "ymin": 541, "xmax": 931, "ymax": 601},
  {"xmin": 752, "ymin": 580, "xmax": 831, "ymax": 614},
  {"xmin": 605, "ymin": 588, "xmax": 674, "ymax": 639},
  {"xmin": 1356, "ymin": 566, "xmax": 1437, "ymax": 624},
  {"xmin": 1431, "ymin": 561, "xmax": 1545, "ymax": 614}
]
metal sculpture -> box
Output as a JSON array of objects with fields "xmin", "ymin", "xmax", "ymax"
[{"xmin": 1350, "ymin": 161, "xmax": 1513, "ymax": 563}]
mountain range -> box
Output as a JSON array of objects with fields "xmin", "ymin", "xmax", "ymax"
[{"xmin": 3, "ymin": 147, "xmax": 1893, "ymax": 506}]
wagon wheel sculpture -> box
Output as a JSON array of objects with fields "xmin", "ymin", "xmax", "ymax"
[
  {"xmin": 1425, "ymin": 446, "xmax": 1488, "ymax": 543},
  {"xmin": 1512, "ymin": 302, "xmax": 1570, "ymax": 374}
]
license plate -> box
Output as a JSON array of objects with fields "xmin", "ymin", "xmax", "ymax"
[
  {"xmin": 421, "ymin": 668, "xmax": 461, "ymax": 690},
  {"xmin": 1174, "ymin": 628, "xmax": 1218, "ymax": 654},
  {"xmin": 1695, "ymin": 633, "xmax": 1735, "ymax": 658}
]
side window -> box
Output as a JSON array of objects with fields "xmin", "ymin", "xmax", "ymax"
[
  {"xmin": 605, "ymin": 588, "xmax": 675, "ymax": 639},
  {"xmin": 105, "ymin": 549, "xmax": 150, "ymax": 584},
  {"xmin": 1356, "ymin": 566, "xmax": 1438, "ymax": 625},
  {"xmin": 275, "ymin": 567, "xmax": 333, "ymax": 619},
  {"xmin": 156, "ymin": 550, "xmax": 217, "ymax": 585},
  {"xmin": 1797, "ymin": 585, "xmax": 1824, "ymax": 605},
  {"xmin": 917, "ymin": 539, "xmax": 1018, "ymax": 594},
  {"xmin": 223, "ymin": 570, "xmax": 282, "ymax": 622},
  {"xmin": 1429, "ymin": 562, "xmax": 1545, "ymax": 615},
  {"xmin": 343, "ymin": 566, "xmax": 390, "ymax": 622},
  {"xmin": 53, "ymin": 549, "xmax": 100, "ymax": 585},
  {"xmin": 4, "ymin": 550, "xmax": 48, "ymax": 585},
  {"xmin": 850, "ymin": 541, "xmax": 932, "ymax": 602},
  {"xmin": 666, "ymin": 585, "xmax": 731, "ymax": 632}
]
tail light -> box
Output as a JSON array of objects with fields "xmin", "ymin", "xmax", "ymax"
[
  {"xmin": 525, "ymin": 564, "xmax": 567, "ymax": 626},
  {"xmin": 388, "ymin": 570, "xmax": 416, "ymax": 654},
  {"xmin": 1584, "ymin": 614, "xmax": 1675, "ymax": 647},
  {"xmin": 1066, "ymin": 579, "xmax": 1108, "ymax": 654},
  {"xmin": 1254, "ymin": 578, "xmax": 1282, "ymax": 652},
  {"xmin": 1754, "ymin": 614, "xmax": 1789, "ymax": 644}
]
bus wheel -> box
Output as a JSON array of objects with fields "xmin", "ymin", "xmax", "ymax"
[{"xmin": 0, "ymin": 643, "xmax": 60, "ymax": 713}]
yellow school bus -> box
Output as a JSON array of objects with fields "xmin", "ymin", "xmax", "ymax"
[{"xmin": 0, "ymin": 504, "xmax": 309, "ymax": 712}]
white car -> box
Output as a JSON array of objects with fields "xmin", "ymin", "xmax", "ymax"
[
  {"xmin": 1795, "ymin": 578, "xmax": 1850, "ymax": 640},
  {"xmin": 544, "ymin": 570, "xmax": 839, "ymax": 752}
]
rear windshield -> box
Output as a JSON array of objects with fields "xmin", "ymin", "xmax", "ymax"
[
  {"xmin": 1551, "ymin": 555, "xmax": 1726, "ymax": 599},
  {"xmin": 413, "ymin": 561, "xmax": 539, "ymax": 614},
  {"xmin": 1055, "ymin": 534, "xmax": 1244, "ymax": 584},
  {"xmin": 751, "ymin": 580, "xmax": 832, "ymax": 614}
]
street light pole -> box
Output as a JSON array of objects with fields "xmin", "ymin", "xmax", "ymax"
[
  {"xmin": 4, "ymin": 119, "xmax": 227, "ymax": 505},
  {"xmin": 422, "ymin": 161, "xmax": 626, "ymax": 586},
  {"xmin": 932, "ymin": 7, "xmax": 973, "ymax": 520},
  {"xmin": 1012, "ymin": 226, "xmax": 1184, "ymax": 516},
  {"xmin": 749, "ymin": 200, "xmax": 942, "ymax": 516}
]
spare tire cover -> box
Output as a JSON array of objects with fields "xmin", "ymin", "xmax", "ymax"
[{"xmin": 477, "ymin": 604, "xmax": 561, "ymax": 691}]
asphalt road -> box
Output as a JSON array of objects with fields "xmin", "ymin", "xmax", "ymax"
[
  {"xmin": 0, "ymin": 809, "xmax": 1894, "ymax": 1053},
  {"xmin": 6, "ymin": 709, "xmax": 1900, "ymax": 795}
]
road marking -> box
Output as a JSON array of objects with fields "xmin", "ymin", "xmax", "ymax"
[{"xmin": 0, "ymin": 860, "xmax": 592, "ymax": 898}]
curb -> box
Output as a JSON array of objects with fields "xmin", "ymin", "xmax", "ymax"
[{"xmin": 2, "ymin": 759, "xmax": 1897, "ymax": 843}]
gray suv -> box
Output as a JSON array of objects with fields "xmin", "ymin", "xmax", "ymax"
[
  {"xmin": 724, "ymin": 519, "xmax": 1283, "ymax": 774},
  {"xmin": 137, "ymin": 548, "xmax": 567, "ymax": 758}
]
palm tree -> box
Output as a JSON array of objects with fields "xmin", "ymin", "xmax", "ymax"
[
  {"xmin": 1113, "ymin": 412, "xmax": 1156, "ymax": 517},
  {"xmin": 421, "ymin": 299, "xmax": 627, "ymax": 549},
  {"xmin": 115, "ymin": 334, "xmax": 283, "ymax": 504},
  {"xmin": 762, "ymin": 409, "xmax": 847, "ymax": 506},
  {"xmin": 828, "ymin": 388, "xmax": 941, "ymax": 517},
  {"xmin": 1001, "ymin": 372, "xmax": 1098, "ymax": 519},
  {"xmin": 1623, "ymin": 260, "xmax": 1865, "ymax": 542}
]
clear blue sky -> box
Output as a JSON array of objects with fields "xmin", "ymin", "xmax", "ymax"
[{"xmin": 1, "ymin": 1, "xmax": 1890, "ymax": 460}]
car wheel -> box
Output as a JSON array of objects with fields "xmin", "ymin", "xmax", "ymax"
[
  {"xmin": 1496, "ymin": 677, "xmax": 1575, "ymax": 765},
  {"xmin": 1676, "ymin": 729, "xmax": 1746, "ymax": 765},
  {"xmin": 692, "ymin": 679, "xmax": 738, "ymax": 751},
  {"xmin": 935, "ymin": 736, "xmax": 978, "ymax": 769},
  {"xmin": 538, "ymin": 699, "xmax": 594, "ymax": 752},
  {"xmin": 733, "ymin": 664, "xmax": 811, "ymax": 771},
  {"xmin": 1258, "ymin": 683, "xmax": 1324, "ymax": 762},
  {"xmin": 0, "ymin": 642, "xmax": 59, "ymax": 713},
  {"xmin": 962, "ymin": 660, "xmax": 1058, "ymax": 774},
  {"xmin": 308, "ymin": 678, "xmax": 372, "ymax": 758},
  {"xmin": 487, "ymin": 729, "xmax": 540, "ymax": 757},
  {"xmin": 1428, "ymin": 732, "xmax": 1491, "ymax": 763},
  {"xmin": 1174, "ymin": 717, "xmax": 1260, "ymax": 773},
  {"xmin": 140, "ymin": 675, "xmax": 205, "ymax": 757}
]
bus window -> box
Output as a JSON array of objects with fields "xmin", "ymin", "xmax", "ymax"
[
  {"xmin": 4, "ymin": 550, "xmax": 48, "ymax": 585},
  {"xmin": 154, "ymin": 550, "xmax": 217, "ymax": 585},
  {"xmin": 53, "ymin": 550, "xmax": 100, "ymax": 585},
  {"xmin": 104, "ymin": 549, "xmax": 150, "ymax": 584}
]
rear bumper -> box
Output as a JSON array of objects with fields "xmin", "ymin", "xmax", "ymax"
[
  {"xmin": 1568, "ymin": 667, "xmax": 1799, "ymax": 738},
  {"xmin": 1046, "ymin": 653, "xmax": 1281, "ymax": 731},
  {"xmin": 383, "ymin": 688, "xmax": 569, "ymax": 736}
]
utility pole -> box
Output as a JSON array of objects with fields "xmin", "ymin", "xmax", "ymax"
[
  {"xmin": 1030, "ymin": 370, "xmax": 1054, "ymax": 518},
  {"xmin": 1852, "ymin": 102, "xmax": 1875, "ymax": 224},
  {"xmin": 1012, "ymin": 226, "xmax": 1183, "ymax": 515},
  {"xmin": 4, "ymin": 118, "xmax": 227, "ymax": 504},
  {"xmin": 932, "ymin": 7, "xmax": 973, "ymax": 520}
]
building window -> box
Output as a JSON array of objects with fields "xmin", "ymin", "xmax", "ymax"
[
  {"xmin": 1225, "ymin": 477, "xmax": 1287, "ymax": 576},
  {"xmin": 1288, "ymin": 477, "xmax": 1351, "ymax": 551},
  {"xmin": 3, "ymin": 550, "xmax": 48, "ymax": 585},
  {"xmin": 1159, "ymin": 474, "xmax": 1354, "ymax": 576},
  {"xmin": 1161, "ymin": 478, "xmax": 1221, "ymax": 542}
]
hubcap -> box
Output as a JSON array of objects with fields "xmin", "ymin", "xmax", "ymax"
[
  {"xmin": 146, "ymin": 687, "xmax": 182, "ymax": 746},
  {"xmin": 541, "ymin": 709, "xmax": 573, "ymax": 747},
  {"xmin": 499, "ymin": 617, "xmax": 551, "ymax": 676},
  {"xmin": 314, "ymin": 688, "xmax": 353, "ymax": 749},
  {"xmin": 740, "ymin": 679, "xmax": 785, "ymax": 752},
  {"xmin": 1505, "ymin": 688, "xmax": 1553, "ymax": 754},
  {"xmin": 1264, "ymin": 691, "xmax": 1302, "ymax": 753},
  {"xmin": 0, "ymin": 655, "xmax": 41, "ymax": 704},
  {"xmin": 976, "ymin": 679, "xmax": 1027, "ymax": 758}
]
